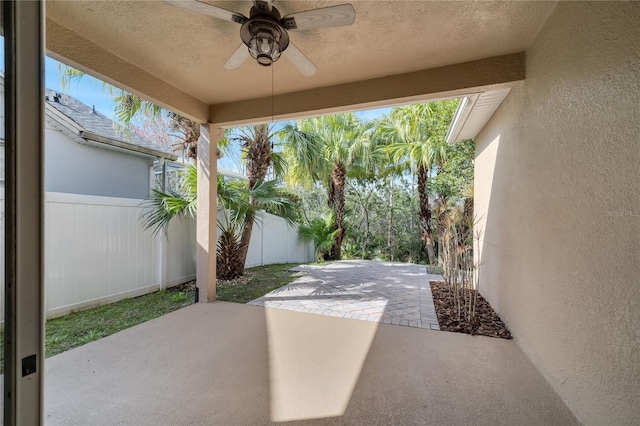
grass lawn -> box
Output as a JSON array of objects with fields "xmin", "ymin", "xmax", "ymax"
[
  {"xmin": 45, "ymin": 282, "xmax": 195, "ymax": 357},
  {"xmin": 216, "ymin": 263, "xmax": 303, "ymax": 303},
  {"xmin": 0, "ymin": 263, "xmax": 301, "ymax": 370}
]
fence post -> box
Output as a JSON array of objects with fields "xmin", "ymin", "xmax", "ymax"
[
  {"xmin": 260, "ymin": 212, "xmax": 265, "ymax": 266},
  {"xmin": 286, "ymin": 221, "xmax": 291, "ymax": 263},
  {"xmin": 157, "ymin": 233, "xmax": 168, "ymax": 291},
  {"xmin": 156, "ymin": 159, "xmax": 168, "ymax": 291}
]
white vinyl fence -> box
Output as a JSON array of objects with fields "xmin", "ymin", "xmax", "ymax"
[
  {"xmin": 0, "ymin": 191, "xmax": 313, "ymax": 325},
  {"xmin": 44, "ymin": 192, "xmax": 196, "ymax": 319},
  {"xmin": 230, "ymin": 210, "xmax": 315, "ymax": 268}
]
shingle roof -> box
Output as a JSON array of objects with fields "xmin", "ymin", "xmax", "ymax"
[{"xmin": 45, "ymin": 89, "xmax": 177, "ymax": 159}]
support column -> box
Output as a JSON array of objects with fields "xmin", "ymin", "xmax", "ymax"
[{"xmin": 196, "ymin": 123, "xmax": 221, "ymax": 302}]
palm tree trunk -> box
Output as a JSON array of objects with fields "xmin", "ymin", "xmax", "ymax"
[
  {"xmin": 329, "ymin": 162, "xmax": 346, "ymax": 260},
  {"xmin": 245, "ymin": 124, "xmax": 271, "ymax": 189},
  {"xmin": 231, "ymin": 124, "xmax": 272, "ymax": 276},
  {"xmin": 217, "ymin": 226, "xmax": 246, "ymax": 280},
  {"xmin": 234, "ymin": 214, "xmax": 255, "ymax": 275},
  {"xmin": 417, "ymin": 165, "xmax": 436, "ymax": 265}
]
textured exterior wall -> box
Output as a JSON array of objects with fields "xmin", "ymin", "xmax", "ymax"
[
  {"xmin": 475, "ymin": 3, "xmax": 640, "ymax": 425},
  {"xmin": 45, "ymin": 128, "xmax": 153, "ymax": 199}
]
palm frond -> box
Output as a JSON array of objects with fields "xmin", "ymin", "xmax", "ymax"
[
  {"xmin": 140, "ymin": 188, "xmax": 196, "ymax": 236},
  {"xmin": 297, "ymin": 213, "xmax": 340, "ymax": 260},
  {"xmin": 114, "ymin": 93, "xmax": 163, "ymax": 124},
  {"xmin": 140, "ymin": 164, "xmax": 198, "ymax": 236}
]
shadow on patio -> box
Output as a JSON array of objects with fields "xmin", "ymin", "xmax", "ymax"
[{"xmin": 44, "ymin": 301, "xmax": 577, "ymax": 425}]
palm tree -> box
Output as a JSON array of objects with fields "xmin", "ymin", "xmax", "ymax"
[
  {"xmin": 281, "ymin": 113, "xmax": 376, "ymax": 260},
  {"xmin": 297, "ymin": 214, "xmax": 340, "ymax": 261},
  {"xmin": 216, "ymin": 176, "xmax": 298, "ymax": 279},
  {"xmin": 142, "ymin": 165, "xmax": 298, "ymax": 279},
  {"xmin": 225, "ymin": 124, "xmax": 289, "ymax": 270},
  {"xmin": 378, "ymin": 101, "xmax": 458, "ymax": 265}
]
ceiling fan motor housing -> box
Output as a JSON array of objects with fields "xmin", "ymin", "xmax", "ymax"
[{"xmin": 240, "ymin": 7, "xmax": 290, "ymax": 66}]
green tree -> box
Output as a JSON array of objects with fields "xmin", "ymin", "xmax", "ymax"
[
  {"xmin": 216, "ymin": 176, "xmax": 298, "ymax": 279},
  {"xmin": 378, "ymin": 100, "xmax": 459, "ymax": 265},
  {"xmin": 297, "ymin": 214, "xmax": 340, "ymax": 261},
  {"xmin": 142, "ymin": 165, "xmax": 299, "ymax": 279},
  {"xmin": 433, "ymin": 138, "xmax": 475, "ymax": 203},
  {"xmin": 281, "ymin": 113, "xmax": 376, "ymax": 260},
  {"xmin": 226, "ymin": 124, "xmax": 289, "ymax": 272},
  {"xmin": 340, "ymin": 176, "xmax": 419, "ymax": 262}
]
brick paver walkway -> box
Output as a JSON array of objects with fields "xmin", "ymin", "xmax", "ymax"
[{"xmin": 248, "ymin": 260, "xmax": 441, "ymax": 330}]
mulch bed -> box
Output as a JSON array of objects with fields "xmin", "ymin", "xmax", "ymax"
[{"xmin": 430, "ymin": 280, "xmax": 512, "ymax": 339}]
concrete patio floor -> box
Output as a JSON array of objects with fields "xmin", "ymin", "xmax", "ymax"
[
  {"xmin": 45, "ymin": 301, "xmax": 577, "ymax": 425},
  {"xmin": 248, "ymin": 260, "xmax": 442, "ymax": 330}
]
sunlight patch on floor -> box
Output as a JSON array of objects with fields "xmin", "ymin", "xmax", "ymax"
[{"xmin": 265, "ymin": 305, "xmax": 383, "ymax": 422}]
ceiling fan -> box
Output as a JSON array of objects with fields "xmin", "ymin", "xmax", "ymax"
[{"xmin": 166, "ymin": 0, "xmax": 356, "ymax": 76}]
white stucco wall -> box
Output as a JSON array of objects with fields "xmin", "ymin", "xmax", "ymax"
[
  {"xmin": 475, "ymin": 3, "xmax": 639, "ymax": 425},
  {"xmin": 45, "ymin": 127, "xmax": 154, "ymax": 199}
]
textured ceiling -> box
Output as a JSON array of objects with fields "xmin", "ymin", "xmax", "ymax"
[{"xmin": 47, "ymin": 1, "xmax": 555, "ymax": 108}]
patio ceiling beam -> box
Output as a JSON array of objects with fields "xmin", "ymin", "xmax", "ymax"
[
  {"xmin": 209, "ymin": 52, "xmax": 526, "ymax": 126},
  {"xmin": 46, "ymin": 18, "xmax": 210, "ymax": 124}
]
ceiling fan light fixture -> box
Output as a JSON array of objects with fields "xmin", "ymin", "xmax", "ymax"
[
  {"xmin": 249, "ymin": 30, "xmax": 281, "ymax": 66},
  {"xmin": 241, "ymin": 18, "xmax": 289, "ymax": 67}
]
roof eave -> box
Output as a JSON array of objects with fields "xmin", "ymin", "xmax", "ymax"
[
  {"xmin": 80, "ymin": 130, "xmax": 178, "ymax": 161},
  {"xmin": 45, "ymin": 103, "xmax": 177, "ymax": 161}
]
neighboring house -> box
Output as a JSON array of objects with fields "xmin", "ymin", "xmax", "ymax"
[
  {"xmin": 44, "ymin": 89, "xmax": 177, "ymax": 198},
  {"xmin": 1, "ymin": 72, "xmax": 178, "ymax": 196}
]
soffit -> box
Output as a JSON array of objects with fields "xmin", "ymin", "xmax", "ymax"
[{"xmin": 446, "ymin": 88, "xmax": 511, "ymax": 144}]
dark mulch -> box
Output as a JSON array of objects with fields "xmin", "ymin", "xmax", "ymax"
[{"xmin": 430, "ymin": 280, "xmax": 512, "ymax": 339}]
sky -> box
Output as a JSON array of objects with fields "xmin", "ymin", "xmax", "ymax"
[{"xmin": 44, "ymin": 56, "xmax": 120, "ymax": 121}]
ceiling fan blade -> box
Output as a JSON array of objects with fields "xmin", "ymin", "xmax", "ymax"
[
  {"xmin": 282, "ymin": 4, "xmax": 355, "ymax": 30},
  {"xmin": 283, "ymin": 43, "xmax": 317, "ymax": 77},
  {"xmin": 165, "ymin": 0, "xmax": 247, "ymax": 25},
  {"xmin": 224, "ymin": 44, "xmax": 250, "ymax": 70}
]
